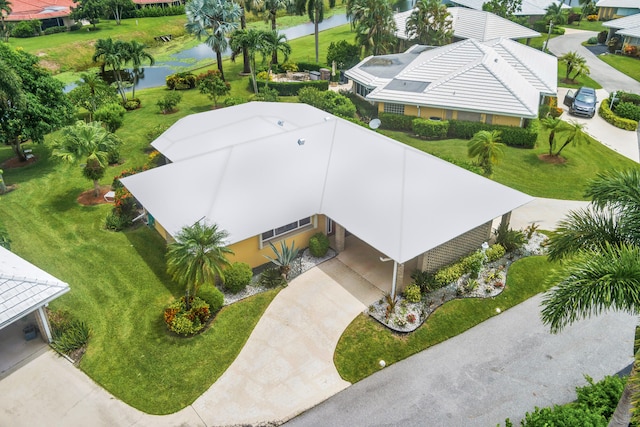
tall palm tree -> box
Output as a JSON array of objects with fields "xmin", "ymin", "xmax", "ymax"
[
  {"xmin": 554, "ymin": 120, "xmax": 588, "ymax": 157},
  {"xmin": 52, "ymin": 121, "xmax": 122, "ymax": 197},
  {"xmin": 262, "ymin": 30, "xmax": 290, "ymax": 75},
  {"xmin": 166, "ymin": 221, "xmax": 234, "ymax": 305},
  {"xmin": 308, "ymin": 0, "xmax": 323, "ymax": 63},
  {"xmin": 406, "ymin": 0, "xmax": 453, "ymax": 46},
  {"xmin": 185, "ymin": 0, "xmax": 241, "ymax": 82},
  {"xmin": 230, "ymin": 28, "xmax": 267, "ymax": 93},
  {"xmin": 540, "ymin": 117, "xmax": 562, "ymax": 155},
  {"xmin": 123, "ymin": 40, "xmax": 155, "ymax": 100},
  {"xmin": 545, "ymin": 2, "xmax": 567, "ymax": 25},
  {"xmin": 349, "ymin": 0, "xmax": 397, "ymax": 56},
  {"xmin": 92, "ymin": 38, "xmax": 129, "ymax": 103},
  {"xmin": 467, "ymin": 130, "xmax": 505, "ymax": 176},
  {"xmin": 252, "ymin": 0, "xmax": 290, "ymax": 64},
  {"xmin": 0, "ymin": 0, "xmax": 11, "ymax": 42},
  {"xmin": 559, "ymin": 51, "xmax": 586, "ymax": 81},
  {"xmin": 541, "ymin": 169, "xmax": 640, "ymax": 427},
  {"xmin": 232, "ymin": 0, "xmax": 252, "ymax": 74},
  {"xmin": 68, "ymin": 72, "xmax": 118, "ymax": 122}
]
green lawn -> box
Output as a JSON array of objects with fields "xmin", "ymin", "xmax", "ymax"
[
  {"xmin": 598, "ymin": 54, "xmax": 640, "ymax": 84},
  {"xmin": 335, "ymin": 256, "xmax": 554, "ymax": 383},
  {"xmin": 382, "ymin": 129, "xmax": 638, "ymax": 200}
]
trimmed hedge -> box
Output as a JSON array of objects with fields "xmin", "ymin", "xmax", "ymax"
[
  {"xmin": 448, "ymin": 119, "xmax": 538, "ymax": 148},
  {"xmin": 378, "ymin": 112, "xmax": 414, "ymax": 131},
  {"xmin": 412, "ymin": 118, "xmax": 449, "ymax": 139},
  {"xmin": 309, "ymin": 232, "xmax": 330, "ymax": 257},
  {"xmin": 614, "ymin": 101, "xmax": 640, "ymax": 121},
  {"xmin": 599, "ymin": 99, "xmax": 638, "ymax": 131},
  {"xmin": 255, "ymin": 79, "xmax": 328, "ymax": 96},
  {"xmin": 223, "ymin": 262, "xmax": 252, "ymax": 294}
]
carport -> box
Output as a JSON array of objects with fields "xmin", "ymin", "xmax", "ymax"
[{"xmin": 0, "ymin": 246, "xmax": 70, "ymax": 376}]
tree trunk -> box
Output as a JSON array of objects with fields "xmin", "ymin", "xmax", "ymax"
[
  {"xmin": 216, "ymin": 50, "xmax": 225, "ymax": 81},
  {"xmin": 548, "ymin": 131, "xmax": 555, "ymax": 155},
  {"xmin": 240, "ymin": 11, "xmax": 251, "ymax": 74},
  {"xmin": 11, "ymin": 141, "xmax": 26, "ymax": 162},
  {"xmin": 93, "ymin": 179, "xmax": 101, "ymax": 198},
  {"xmin": 314, "ymin": 7, "xmax": 319, "ymax": 63},
  {"xmin": 271, "ymin": 15, "xmax": 278, "ymax": 65},
  {"xmin": 608, "ymin": 361, "xmax": 636, "ymax": 427}
]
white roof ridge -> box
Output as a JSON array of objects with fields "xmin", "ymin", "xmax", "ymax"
[
  {"xmin": 480, "ymin": 53, "xmax": 537, "ymax": 117},
  {"xmin": 0, "ymin": 273, "xmax": 67, "ymax": 288},
  {"xmin": 317, "ymin": 119, "xmax": 339, "ymax": 214}
]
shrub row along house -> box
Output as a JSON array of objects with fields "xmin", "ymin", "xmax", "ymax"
[
  {"xmin": 345, "ymin": 37, "xmax": 557, "ymax": 127},
  {"xmin": 121, "ymin": 102, "xmax": 532, "ymax": 296}
]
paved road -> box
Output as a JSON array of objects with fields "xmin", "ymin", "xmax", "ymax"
[
  {"xmin": 548, "ymin": 28, "xmax": 640, "ymax": 94},
  {"xmin": 285, "ymin": 295, "xmax": 636, "ymax": 427}
]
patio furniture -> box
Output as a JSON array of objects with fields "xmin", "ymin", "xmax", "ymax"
[
  {"xmin": 104, "ymin": 191, "xmax": 116, "ymax": 202},
  {"xmin": 23, "ymin": 325, "xmax": 37, "ymax": 341}
]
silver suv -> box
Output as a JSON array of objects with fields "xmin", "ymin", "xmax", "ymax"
[{"xmin": 563, "ymin": 87, "xmax": 597, "ymax": 118}]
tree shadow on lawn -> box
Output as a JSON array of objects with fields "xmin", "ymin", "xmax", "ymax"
[{"xmin": 124, "ymin": 226, "xmax": 181, "ymax": 296}]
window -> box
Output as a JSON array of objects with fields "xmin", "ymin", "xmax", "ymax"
[
  {"xmin": 384, "ymin": 103, "xmax": 405, "ymax": 115},
  {"xmin": 261, "ymin": 217, "xmax": 313, "ymax": 242},
  {"xmin": 355, "ymin": 82, "xmax": 372, "ymax": 98}
]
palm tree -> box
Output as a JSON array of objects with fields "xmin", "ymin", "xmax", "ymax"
[
  {"xmin": 230, "ymin": 28, "xmax": 267, "ymax": 93},
  {"xmin": 68, "ymin": 72, "xmax": 118, "ymax": 122},
  {"xmin": 554, "ymin": 120, "xmax": 588, "ymax": 157},
  {"xmin": 232, "ymin": 0, "xmax": 252, "ymax": 74},
  {"xmin": 541, "ymin": 169, "xmax": 640, "ymax": 427},
  {"xmin": 349, "ymin": 0, "xmax": 397, "ymax": 56},
  {"xmin": 540, "ymin": 117, "xmax": 562, "ymax": 155},
  {"xmin": 559, "ymin": 51, "xmax": 586, "ymax": 81},
  {"xmin": 406, "ymin": 0, "xmax": 453, "ymax": 46},
  {"xmin": 308, "ymin": 0, "xmax": 323, "ymax": 63},
  {"xmin": 52, "ymin": 121, "xmax": 122, "ymax": 197},
  {"xmin": 252, "ymin": 0, "xmax": 290, "ymax": 64},
  {"xmin": 185, "ymin": 0, "xmax": 241, "ymax": 82},
  {"xmin": 545, "ymin": 2, "xmax": 566, "ymax": 25},
  {"xmin": 0, "ymin": 0, "xmax": 11, "ymax": 42},
  {"xmin": 467, "ymin": 130, "xmax": 505, "ymax": 176},
  {"xmin": 92, "ymin": 38, "xmax": 129, "ymax": 103},
  {"xmin": 123, "ymin": 40, "xmax": 154, "ymax": 100},
  {"xmin": 570, "ymin": 60, "xmax": 590, "ymax": 81},
  {"xmin": 166, "ymin": 221, "xmax": 234, "ymax": 305},
  {"xmin": 262, "ymin": 30, "xmax": 291, "ymax": 76}
]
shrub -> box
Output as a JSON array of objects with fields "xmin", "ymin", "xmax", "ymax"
[
  {"xmin": 586, "ymin": 36, "xmax": 598, "ymax": 45},
  {"xmin": 223, "ymin": 262, "xmax": 252, "ymax": 293},
  {"xmin": 519, "ymin": 405, "xmax": 605, "ymax": 426},
  {"xmin": 135, "ymin": 4, "xmax": 184, "ymax": 17},
  {"xmin": 575, "ymin": 375, "xmax": 625, "ymax": 420},
  {"xmin": 259, "ymin": 267, "xmax": 287, "ymax": 288},
  {"xmin": 412, "ymin": 118, "xmax": 449, "ymax": 139},
  {"xmin": 434, "ymin": 263, "xmax": 465, "ymax": 286},
  {"xmin": 166, "ymin": 72, "xmax": 196, "ymax": 90},
  {"xmin": 448, "ymin": 120, "xmax": 538, "ymax": 148},
  {"xmin": 198, "ymin": 285, "xmax": 224, "ymax": 313},
  {"xmin": 224, "ymin": 96, "xmax": 247, "ymax": 106},
  {"xmin": 281, "ymin": 61, "xmax": 299, "ymax": 72},
  {"xmin": 94, "ymin": 103, "xmax": 126, "ymax": 132},
  {"xmin": 164, "ymin": 296, "xmax": 211, "ymax": 336},
  {"xmin": 614, "ymin": 101, "xmax": 640, "ymax": 121},
  {"xmin": 124, "ymin": 98, "xmax": 141, "ymax": 111},
  {"xmin": 309, "ymin": 232, "xmax": 330, "ymax": 257},
  {"xmin": 619, "ymin": 91, "xmax": 640, "ymax": 104},
  {"xmin": 378, "ymin": 112, "xmax": 414, "ymax": 131},
  {"xmin": 69, "ymin": 22, "xmax": 83, "ymax": 31},
  {"xmin": 11, "ymin": 20, "xmax": 40, "ymax": 38},
  {"xmin": 567, "ymin": 12, "xmax": 581, "ymax": 25},
  {"xmin": 597, "ymin": 30, "xmax": 607, "ymax": 44},
  {"xmin": 341, "ymin": 90, "xmax": 378, "ymax": 120},
  {"xmin": 403, "ymin": 283, "xmax": 422, "ymax": 303},
  {"xmin": 599, "ymin": 99, "xmax": 638, "ymax": 131},
  {"xmin": 587, "ymin": 14, "xmax": 598, "ymax": 22},
  {"xmin": 326, "ymin": 40, "xmax": 361, "ymax": 70},
  {"xmin": 146, "ymin": 124, "xmax": 170, "ymax": 143},
  {"xmin": 298, "ymin": 88, "xmax": 356, "ymax": 118},
  {"xmin": 411, "ymin": 269, "xmax": 437, "ymax": 293},
  {"xmin": 296, "ymin": 62, "xmax": 322, "ymax": 72},
  {"xmin": 255, "ymin": 79, "xmax": 328, "ymax": 96},
  {"xmin": 462, "ymin": 250, "xmax": 484, "ymax": 279},
  {"xmin": 44, "ymin": 26, "xmax": 67, "ymax": 35},
  {"xmin": 105, "ymin": 211, "xmax": 131, "ymax": 231},
  {"xmin": 494, "ymin": 222, "xmax": 526, "ymax": 252},
  {"xmin": 253, "ymin": 85, "xmax": 279, "ymax": 102},
  {"xmin": 51, "ymin": 320, "xmax": 90, "ymax": 354},
  {"xmin": 157, "ymin": 91, "xmax": 182, "ymax": 114},
  {"xmin": 485, "ymin": 243, "xmax": 506, "ymax": 262}
]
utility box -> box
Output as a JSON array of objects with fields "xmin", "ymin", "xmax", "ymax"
[
  {"xmin": 319, "ymin": 68, "xmax": 331, "ymax": 80},
  {"xmin": 309, "ymin": 71, "xmax": 320, "ymax": 81}
]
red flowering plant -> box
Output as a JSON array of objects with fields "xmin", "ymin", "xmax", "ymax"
[{"xmin": 407, "ymin": 313, "xmax": 417, "ymax": 324}]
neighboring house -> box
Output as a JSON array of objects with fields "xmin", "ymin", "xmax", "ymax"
[
  {"xmin": 394, "ymin": 7, "xmax": 540, "ymax": 44},
  {"xmin": 121, "ymin": 102, "xmax": 532, "ymax": 294},
  {"xmin": 5, "ymin": 0, "xmax": 75, "ymax": 29},
  {"xmin": 596, "ymin": 0, "xmax": 640, "ymax": 20},
  {"xmin": 603, "ymin": 13, "xmax": 640, "ymax": 52},
  {"xmin": 0, "ymin": 246, "xmax": 70, "ymax": 343},
  {"xmin": 447, "ymin": 0, "xmax": 571, "ymax": 20},
  {"xmin": 345, "ymin": 38, "xmax": 557, "ymax": 127}
]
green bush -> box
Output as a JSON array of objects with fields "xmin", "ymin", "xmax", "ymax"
[
  {"xmin": 105, "ymin": 211, "xmax": 131, "ymax": 231},
  {"xmin": 340, "ymin": 91, "xmax": 378, "ymax": 120},
  {"xmin": 296, "ymin": 62, "xmax": 323, "ymax": 72},
  {"xmin": 51, "ymin": 320, "xmax": 90, "ymax": 354},
  {"xmin": 163, "ymin": 296, "xmax": 211, "ymax": 336},
  {"xmin": 586, "ymin": 36, "xmax": 598, "ymax": 44},
  {"xmin": 327, "ymin": 40, "xmax": 361, "ymax": 70},
  {"xmin": 135, "ymin": 5, "xmax": 184, "ymax": 17},
  {"xmin": 619, "ymin": 92, "xmax": 640, "ymax": 104},
  {"xmin": 157, "ymin": 91, "xmax": 182, "ymax": 114},
  {"xmin": 309, "ymin": 232, "xmax": 330, "ymax": 257},
  {"xmin": 44, "ymin": 26, "xmax": 67, "ymax": 35},
  {"xmin": 11, "ymin": 20, "xmax": 40, "ymax": 38},
  {"xmin": 599, "ymin": 99, "xmax": 638, "ymax": 131},
  {"xmin": 519, "ymin": 405, "xmax": 605, "ymax": 426},
  {"xmin": 448, "ymin": 120, "xmax": 537, "ymax": 148},
  {"xmin": 412, "ymin": 118, "xmax": 449, "ymax": 139},
  {"xmin": 166, "ymin": 72, "xmax": 196, "ymax": 90},
  {"xmin": 614, "ymin": 101, "xmax": 640, "ymax": 121},
  {"xmin": 223, "ymin": 262, "xmax": 253, "ymax": 294},
  {"xmin": 378, "ymin": 112, "xmax": 414, "ymax": 131},
  {"xmin": 69, "ymin": 22, "xmax": 83, "ymax": 31},
  {"xmin": 575, "ymin": 375, "xmax": 625, "ymax": 420},
  {"xmin": 124, "ymin": 98, "xmax": 141, "ymax": 111},
  {"xmin": 485, "ymin": 243, "xmax": 506, "ymax": 262},
  {"xmin": 434, "ymin": 263, "xmax": 465, "ymax": 286},
  {"xmin": 597, "ymin": 30, "xmax": 607, "ymax": 44},
  {"xmin": 224, "ymin": 96, "xmax": 247, "ymax": 106},
  {"xmin": 411, "ymin": 270, "xmax": 437, "ymax": 293},
  {"xmin": 298, "ymin": 87, "xmax": 356, "ymax": 118},
  {"xmin": 94, "ymin": 103, "xmax": 126, "ymax": 132},
  {"xmin": 494, "ymin": 222, "xmax": 526, "ymax": 252},
  {"xmin": 462, "ymin": 250, "xmax": 484, "ymax": 279},
  {"xmin": 259, "ymin": 267, "xmax": 287, "ymax": 288},
  {"xmin": 403, "ymin": 283, "xmax": 422, "ymax": 303},
  {"xmin": 198, "ymin": 285, "xmax": 224, "ymax": 313},
  {"xmin": 255, "ymin": 79, "xmax": 328, "ymax": 96}
]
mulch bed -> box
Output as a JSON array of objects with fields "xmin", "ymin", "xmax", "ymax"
[
  {"xmin": 77, "ymin": 185, "xmax": 113, "ymax": 206},
  {"xmin": 538, "ymin": 154, "xmax": 567, "ymax": 164},
  {"xmin": 1, "ymin": 155, "xmax": 37, "ymax": 169}
]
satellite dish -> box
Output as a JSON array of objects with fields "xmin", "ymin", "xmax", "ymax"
[{"xmin": 369, "ymin": 118, "xmax": 381, "ymax": 129}]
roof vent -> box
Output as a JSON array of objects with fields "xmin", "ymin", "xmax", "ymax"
[
  {"xmin": 297, "ymin": 138, "xmax": 305, "ymax": 146},
  {"xmin": 277, "ymin": 120, "xmax": 284, "ymax": 126}
]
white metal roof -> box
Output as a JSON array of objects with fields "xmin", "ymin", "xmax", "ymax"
[
  {"xmin": 617, "ymin": 25, "xmax": 640, "ymax": 36},
  {"xmin": 603, "ymin": 12, "xmax": 640, "ymax": 29},
  {"xmin": 347, "ymin": 38, "xmax": 556, "ymax": 119},
  {"xmin": 0, "ymin": 247, "xmax": 70, "ymax": 330},
  {"xmin": 596, "ymin": 0, "xmax": 640, "ymax": 8},
  {"xmin": 394, "ymin": 7, "xmax": 540, "ymax": 41},
  {"xmin": 122, "ymin": 102, "xmax": 533, "ymax": 264},
  {"xmin": 449, "ymin": 0, "xmax": 570, "ymax": 15}
]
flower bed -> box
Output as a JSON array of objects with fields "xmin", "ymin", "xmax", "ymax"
[{"xmin": 368, "ymin": 232, "xmax": 547, "ymax": 333}]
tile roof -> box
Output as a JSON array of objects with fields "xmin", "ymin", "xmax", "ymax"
[
  {"xmin": 5, "ymin": 0, "xmax": 74, "ymax": 21},
  {"xmin": 0, "ymin": 247, "xmax": 70, "ymax": 330}
]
